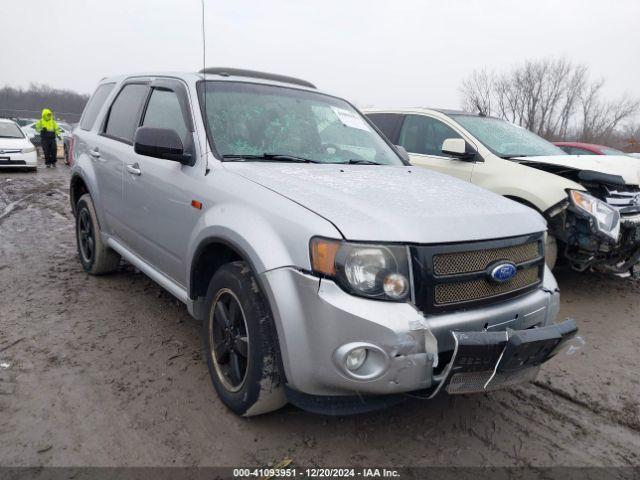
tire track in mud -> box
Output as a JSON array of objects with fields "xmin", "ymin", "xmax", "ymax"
[
  {"xmin": 532, "ymin": 380, "xmax": 640, "ymax": 433},
  {"xmin": 0, "ymin": 194, "xmax": 33, "ymax": 225},
  {"xmin": 1, "ymin": 168, "xmax": 639, "ymax": 468}
]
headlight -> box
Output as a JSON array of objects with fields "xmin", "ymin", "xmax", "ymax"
[
  {"xmin": 21, "ymin": 146, "xmax": 36, "ymax": 153},
  {"xmin": 310, "ymin": 238, "xmax": 411, "ymax": 301},
  {"xmin": 569, "ymin": 190, "xmax": 620, "ymax": 241}
]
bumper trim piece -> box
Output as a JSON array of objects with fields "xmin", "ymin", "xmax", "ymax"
[{"xmin": 430, "ymin": 319, "xmax": 577, "ymax": 398}]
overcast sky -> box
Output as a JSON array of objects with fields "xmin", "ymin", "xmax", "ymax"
[{"xmin": 1, "ymin": 0, "xmax": 639, "ymax": 109}]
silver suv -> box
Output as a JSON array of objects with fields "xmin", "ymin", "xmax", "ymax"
[{"xmin": 70, "ymin": 68, "xmax": 577, "ymax": 416}]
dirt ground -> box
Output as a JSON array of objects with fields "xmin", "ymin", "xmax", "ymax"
[{"xmin": 1, "ymin": 162, "xmax": 639, "ymax": 470}]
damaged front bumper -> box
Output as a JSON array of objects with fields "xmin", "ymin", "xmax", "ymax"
[
  {"xmin": 432, "ymin": 318, "xmax": 577, "ymax": 397},
  {"xmin": 548, "ymin": 203, "xmax": 640, "ymax": 273},
  {"xmin": 259, "ymin": 265, "xmax": 570, "ymax": 411}
]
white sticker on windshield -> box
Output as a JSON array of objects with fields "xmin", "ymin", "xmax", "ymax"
[{"xmin": 331, "ymin": 106, "xmax": 370, "ymax": 131}]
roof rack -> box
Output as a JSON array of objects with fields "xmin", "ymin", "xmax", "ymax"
[{"xmin": 199, "ymin": 67, "xmax": 316, "ymax": 89}]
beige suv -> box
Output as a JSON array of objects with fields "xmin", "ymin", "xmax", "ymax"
[{"xmin": 366, "ymin": 108, "xmax": 640, "ymax": 274}]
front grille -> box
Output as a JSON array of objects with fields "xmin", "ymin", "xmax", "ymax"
[
  {"xmin": 434, "ymin": 266, "xmax": 539, "ymax": 305},
  {"xmin": 0, "ymin": 160, "xmax": 25, "ymax": 165},
  {"xmin": 411, "ymin": 233, "xmax": 545, "ymax": 313},
  {"xmin": 604, "ymin": 186, "xmax": 640, "ymax": 217},
  {"xmin": 433, "ymin": 241, "xmax": 539, "ymax": 276}
]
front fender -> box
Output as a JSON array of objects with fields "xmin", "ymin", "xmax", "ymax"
[
  {"xmin": 472, "ymin": 157, "xmax": 583, "ymax": 212},
  {"xmin": 185, "ymin": 199, "xmax": 341, "ymax": 295}
]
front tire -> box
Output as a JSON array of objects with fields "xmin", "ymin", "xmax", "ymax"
[
  {"xmin": 203, "ymin": 261, "xmax": 286, "ymax": 416},
  {"xmin": 75, "ymin": 194, "xmax": 120, "ymax": 274}
]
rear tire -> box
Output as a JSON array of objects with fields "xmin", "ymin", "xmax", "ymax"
[
  {"xmin": 75, "ymin": 194, "xmax": 120, "ymax": 275},
  {"xmin": 203, "ymin": 261, "xmax": 287, "ymax": 416}
]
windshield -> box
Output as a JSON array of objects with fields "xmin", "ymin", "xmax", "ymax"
[
  {"xmin": 198, "ymin": 81, "xmax": 403, "ymax": 165},
  {"xmin": 0, "ymin": 122, "xmax": 25, "ymax": 138},
  {"xmin": 451, "ymin": 115, "xmax": 566, "ymax": 158}
]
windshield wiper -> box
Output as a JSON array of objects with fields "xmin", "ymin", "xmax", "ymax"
[
  {"xmin": 336, "ymin": 159, "xmax": 382, "ymax": 165},
  {"xmin": 222, "ymin": 153, "xmax": 320, "ymax": 163}
]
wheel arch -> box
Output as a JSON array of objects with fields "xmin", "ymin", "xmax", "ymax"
[
  {"xmin": 189, "ymin": 237, "xmax": 250, "ymax": 301},
  {"xmin": 69, "ymin": 173, "xmax": 91, "ymax": 216},
  {"xmin": 504, "ymin": 195, "xmax": 543, "ymax": 214},
  {"xmin": 188, "ymin": 234, "xmax": 271, "ymax": 321}
]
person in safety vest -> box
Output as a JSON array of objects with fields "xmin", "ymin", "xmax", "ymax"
[{"xmin": 35, "ymin": 108, "xmax": 61, "ymax": 168}]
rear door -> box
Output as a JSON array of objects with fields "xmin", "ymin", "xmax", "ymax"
[
  {"xmin": 96, "ymin": 81, "xmax": 150, "ymax": 240},
  {"xmin": 121, "ymin": 78, "xmax": 199, "ymax": 285},
  {"xmin": 74, "ymin": 82, "xmax": 117, "ymax": 230},
  {"xmin": 398, "ymin": 114, "xmax": 475, "ymax": 181}
]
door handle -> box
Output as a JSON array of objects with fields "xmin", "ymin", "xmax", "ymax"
[
  {"xmin": 89, "ymin": 148, "xmax": 100, "ymax": 159},
  {"xmin": 126, "ymin": 163, "xmax": 141, "ymax": 176}
]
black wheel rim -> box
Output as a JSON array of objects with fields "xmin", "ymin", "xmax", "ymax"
[
  {"xmin": 78, "ymin": 208, "xmax": 94, "ymax": 263},
  {"xmin": 209, "ymin": 289, "xmax": 249, "ymax": 392}
]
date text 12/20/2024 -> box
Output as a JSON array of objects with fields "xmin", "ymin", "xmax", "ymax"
[{"xmin": 233, "ymin": 468, "xmax": 401, "ymax": 478}]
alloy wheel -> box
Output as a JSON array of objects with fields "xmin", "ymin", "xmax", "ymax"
[
  {"xmin": 209, "ymin": 288, "xmax": 250, "ymax": 392},
  {"xmin": 78, "ymin": 208, "xmax": 94, "ymax": 263}
]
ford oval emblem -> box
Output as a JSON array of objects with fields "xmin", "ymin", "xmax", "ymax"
[{"xmin": 489, "ymin": 262, "xmax": 517, "ymax": 283}]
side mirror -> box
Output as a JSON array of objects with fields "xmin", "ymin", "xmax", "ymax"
[
  {"xmin": 395, "ymin": 145, "xmax": 410, "ymax": 162},
  {"xmin": 442, "ymin": 138, "xmax": 476, "ymax": 161},
  {"xmin": 134, "ymin": 127, "xmax": 192, "ymax": 164}
]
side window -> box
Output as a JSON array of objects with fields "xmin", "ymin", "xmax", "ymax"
[
  {"xmin": 80, "ymin": 83, "xmax": 115, "ymax": 131},
  {"xmin": 366, "ymin": 113, "xmax": 404, "ymax": 143},
  {"xmin": 569, "ymin": 147, "xmax": 595, "ymax": 155},
  {"xmin": 399, "ymin": 115, "xmax": 462, "ymax": 157},
  {"xmin": 141, "ymin": 89, "xmax": 188, "ymax": 143},
  {"xmin": 104, "ymin": 84, "xmax": 149, "ymax": 143}
]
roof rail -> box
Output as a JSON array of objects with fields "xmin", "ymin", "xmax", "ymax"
[{"xmin": 199, "ymin": 67, "xmax": 316, "ymax": 89}]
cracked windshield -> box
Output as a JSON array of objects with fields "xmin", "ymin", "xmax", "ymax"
[{"xmin": 200, "ymin": 81, "xmax": 403, "ymax": 165}]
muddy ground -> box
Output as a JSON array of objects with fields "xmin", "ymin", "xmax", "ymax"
[{"xmin": 1, "ymin": 163, "xmax": 639, "ymax": 471}]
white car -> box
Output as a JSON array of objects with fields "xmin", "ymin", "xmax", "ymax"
[
  {"xmin": 21, "ymin": 121, "xmax": 72, "ymax": 141},
  {"xmin": 0, "ymin": 118, "xmax": 38, "ymax": 171},
  {"xmin": 21, "ymin": 120, "xmax": 71, "ymax": 159},
  {"xmin": 365, "ymin": 108, "xmax": 640, "ymax": 274}
]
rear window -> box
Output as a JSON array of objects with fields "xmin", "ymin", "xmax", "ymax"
[
  {"xmin": 80, "ymin": 83, "xmax": 115, "ymax": 131},
  {"xmin": 104, "ymin": 84, "xmax": 149, "ymax": 143}
]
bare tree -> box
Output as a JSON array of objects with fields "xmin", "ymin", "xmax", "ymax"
[
  {"xmin": 460, "ymin": 69, "xmax": 493, "ymax": 116},
  {"xmin": 459, "ymin": 58, "xmax": 639, "ymax": 145},
  {"xmin": 0, "ymin": 83, "xmax": 89, "ymax": 123}
]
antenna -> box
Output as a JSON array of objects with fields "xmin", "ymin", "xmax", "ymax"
[
  {"xmin": 201, "ymin": 0, "xmax": 206, "ymax": 78},
  {"xmin": 201, "ymin": 0, "xmax": 210, "ymax": 169}
]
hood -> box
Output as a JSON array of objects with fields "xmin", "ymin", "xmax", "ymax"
[
  {"xmin": 0, "ymin": 137, "xmax": 31, "ymax": 149},
  {"xmin": 226, "ymin": 163, "xmax": 546, "ymax": 243},
  {"xmin": 41, "ymin": 108, "xmax": 53, "ymax": 121},
  {"xmin": 517, "ymin": 155, "xmax": 640, "ymax": 186}
]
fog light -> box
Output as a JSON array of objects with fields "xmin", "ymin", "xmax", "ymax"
[
  {"xmin": 383, "ymin": 273, "xmax": 409, "ymax": 300},
  {"xmin": 345, "ymin": 347, "xmax": 367, "ymax": 371}
]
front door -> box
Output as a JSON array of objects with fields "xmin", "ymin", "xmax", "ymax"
[
  {"xmin": 121, "ymin": 81, "xmax": 200, "ymax": 286},
  {"xmin": 398, "ymin": 114, "xmax": 475, "ymax": 182}
]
